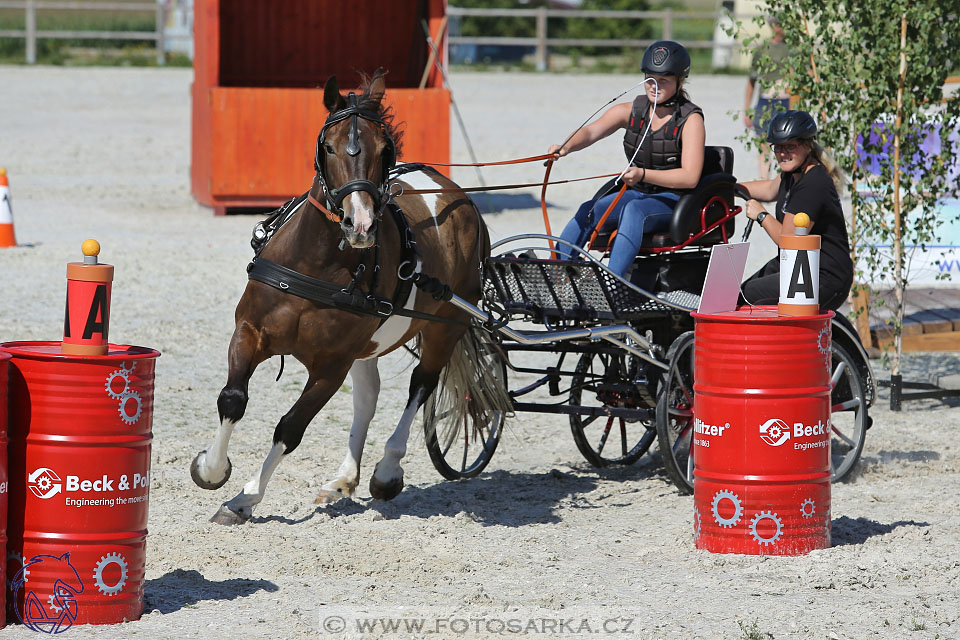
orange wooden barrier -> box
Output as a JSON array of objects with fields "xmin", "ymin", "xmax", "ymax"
[{"xmin": 191, "ymin": 0, "xmax": 451, "ymax": 215}]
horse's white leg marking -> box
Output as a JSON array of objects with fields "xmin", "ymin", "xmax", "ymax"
[
  {"xmin": 371, "ymin": 387, "xmax": 424, "ymax": 492},
  {"xmin": 316, "ymin": 359, "xmax": 380, "ymax": 503},
  {"xmin": 195, "ymin": 418, "xmax": 236, "ymax": 484},
  {"xmin": 345, "ymin": 191, "xmax": 374, "ymax": 234},
  {"xmin": 365, "ymin": 265, "xmax": 421, "ymax": 358},
  {"xmin": 221, "ymin": 441, "xmax": 286, "ymax": 519},
  {"xmin": 400, "ymin": 171, "xmax": 441, "ymax": 231}
]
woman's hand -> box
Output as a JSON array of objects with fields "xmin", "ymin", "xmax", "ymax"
[
  {"xmin": 621, "ymin": 166, "xmax": 644, "ymax": 187},
  {"xmin": 547, "ymin": 144, "xmax": 566, "ymax": 159},
  {"xmin": 744, "ymin": 199, "xmax": 767, "ymax": 221}
]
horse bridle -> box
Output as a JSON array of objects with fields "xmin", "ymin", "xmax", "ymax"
[{"xmin": 313, "ymin": 93, "xmax": 397, "ymax": 220}]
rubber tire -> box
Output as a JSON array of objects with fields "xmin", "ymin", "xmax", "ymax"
[
  {"xmin": 829, "ymin": 342, "xmax": 868, "ymax": 482},
  {"xmin": 424, "ymin": 350, "xmax": 507, "ymax": 481},
  {"xmin": 655, "ymin": 331, "xmax": 696, "ymax": 494}
]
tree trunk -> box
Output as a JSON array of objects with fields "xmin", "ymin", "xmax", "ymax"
[{"xmin": 890, "ymin": 12, "xmax": 908, "ymax": 410}]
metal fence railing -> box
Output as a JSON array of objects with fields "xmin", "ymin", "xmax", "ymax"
[
  {"xmin": 0, "ymin": 0, "xmax": 167, "ymax": 64},
  {"xmin": 447, "ymin": 6, "xmax": 740, "ymax": 71}
]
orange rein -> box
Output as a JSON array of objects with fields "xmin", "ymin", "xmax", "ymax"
[{"xmin": 400, "ymin": 152, "xmax": 615, "ymax": 251}]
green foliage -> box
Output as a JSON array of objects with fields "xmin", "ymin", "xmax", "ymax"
[
  {"xmin": 455, "ymin": 0, "xmax": 538, "ymax": 39},
  {"xmin": 743, "ymin": 1, "xmax": 960, "ymax": 371},
  {"xmin": 553, "ymin": 0, "xmax": 653, "ymax": 57}
]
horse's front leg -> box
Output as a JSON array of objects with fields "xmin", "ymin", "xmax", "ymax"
[
  {"xmin": 370, "ymin": 363, "xmax": 440, "ymax": 500},
  {"xmin": 315, "ymin": 358, "xmax": 380, "ymax": 503},
  {"xmin": 210, "ymin": 364, "xmax": 351, "ymax": 525},
  {"xmin": 191, "ymin": 322, "xmax": 263, "ymax": 490}
]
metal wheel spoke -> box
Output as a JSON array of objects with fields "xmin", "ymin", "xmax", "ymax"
[
  {"xmin": 832, "ymin": 397, "xmax": 861, "ymax": 412},
  {"xmin": 596, "ymin": 416, "xmax": 615, "ymax": 455},
  {"xmin": 831, "ymin": 424, "xmax": 857, "ymax": 448},
  {"xmin": 830, "ymin": 361, "xmax": 847, "ymax": 388},
  {"xmin": 669, "ymin": 406, "xmax": 693, "ymax": 419},
  {"xmin": 619, "ymin": 418, "xmax": 628, "ymax": 457}
]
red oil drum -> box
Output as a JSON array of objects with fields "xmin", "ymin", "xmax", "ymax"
[
  {"xmin": 0, "ymin": 351, "xmax": 10, "ymax": 629},
  {"xmin": 1, "ymin": 341, "xmax": 159, "ymax": 628},
  {"xmin": 691, "ymin": 306, "xmax": 832, "ymax": 555}
]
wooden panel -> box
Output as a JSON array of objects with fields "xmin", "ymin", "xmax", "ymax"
[
  {"xmin": 218, "ymin": 0, "xmax": 437, "ymax": 89},
  {"xmin": 208, "ymin": 87, "xmax": 450, "ymax": 201}
]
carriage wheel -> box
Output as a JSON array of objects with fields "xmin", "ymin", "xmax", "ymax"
[
  {"xmin": 423, "ymin": 338, "xmax": 507, "ymax": 481},
  {"xmin": 569, "ymin": 349, "xmax": 657, "ymax": 467},
  {"xmin": 829, "ymin": 342, "xmax": 868, "ymax": 482},
  {"xmin": 655, "ymin": 331, "xmax": 696, "ymax": 494}
]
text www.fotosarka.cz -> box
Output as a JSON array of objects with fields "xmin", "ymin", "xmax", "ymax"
[{"xmin": 319, "ymin": 613, "xmax": 639, "ymax": 636}]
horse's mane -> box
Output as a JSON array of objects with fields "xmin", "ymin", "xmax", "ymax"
[{"xmin": 355, "ymin": 69, "xmax": 404, "ymax": 157}]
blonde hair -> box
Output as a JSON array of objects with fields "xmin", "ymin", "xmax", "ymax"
[{"xmin": 808, "ymin": 141, "xmax": 845, "ymax": 190}]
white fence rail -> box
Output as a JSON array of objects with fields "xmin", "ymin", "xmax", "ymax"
[
  {"xmin": 0, "ymin": 0, "xmax": 167, "ymax": 64},
  {"xmin": 448, "ymin": 6, "xmax": 746, "ymax": 71}
]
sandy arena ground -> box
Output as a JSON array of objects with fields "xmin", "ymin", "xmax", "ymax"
[{"xmin": 1, "ymin": 66, "xmax": 959, "ymax": 640}]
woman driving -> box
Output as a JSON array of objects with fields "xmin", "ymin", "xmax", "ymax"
[
  {"xmin": 738, "ymin": 110, "xmax": 853, "ymax": 310},
  {"xmin": 549, "ymin": 41, "xmax": 706, "ymax": 277}
]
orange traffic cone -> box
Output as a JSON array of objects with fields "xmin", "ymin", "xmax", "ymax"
[{"xmin": 0, "ymin": 168, "xmax": 16, "ymax": 248}]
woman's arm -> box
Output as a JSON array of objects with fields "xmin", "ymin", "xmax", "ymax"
[
  {"xmin": 626, "ymin": 113, "xmax": 705, "ymax": 190},
  {"xmin": 548, "ymin": 102, "xmax": 631, "ymax": 157},
  {"xmin": 745, "ymin": 199, "xmax": 795, "ymax": 245},
  {"xmin": 738, "ymin": 175, "xmax": 781, "ymax": 202}
]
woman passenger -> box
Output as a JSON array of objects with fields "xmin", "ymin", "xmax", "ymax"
[{"xmin": 738, "ymin": 110, "xmax": 853, "ymax": 310}]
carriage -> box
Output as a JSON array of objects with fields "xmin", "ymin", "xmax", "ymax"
[
  {"xmin": 191, "ymin": 75, "xmax": 876, "ymax": 523},
  {"xmin": 420, "ymin": 145, "xmax": 876, "ymax": 495}
]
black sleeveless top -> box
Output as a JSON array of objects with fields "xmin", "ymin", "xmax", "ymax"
[{"xmin": 622, "ymin": 95, "xmax": 703, "ymax": 192}]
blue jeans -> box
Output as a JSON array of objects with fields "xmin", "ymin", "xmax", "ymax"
[{"xmin": 558, "ymin": 190, "xmax": 681, "ymax": 276}]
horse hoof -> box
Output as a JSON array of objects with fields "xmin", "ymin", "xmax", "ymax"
[
  {"xmin": 369, "ymin": 473, "xmax": 404, "ymax": 501},
  {"xmin": 315, "ymin": 488, "xmax": 348, "ymax": 504},
  {"xmin": 190, "ymin": 450, "xmax": 232, "ymax": 490},
  {"xmin": 209, "ymin": 504, "xmax": 250, "ymax": 526}
]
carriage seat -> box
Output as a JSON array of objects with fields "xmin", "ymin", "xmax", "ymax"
[{"xmin": 591, "ymin": 146, "xmax": 737, "ymax": 251}]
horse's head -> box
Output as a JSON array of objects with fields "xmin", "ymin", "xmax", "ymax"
[{"xmin": 317, "ymin": 68, "xmax": 401, "ymax": 249}]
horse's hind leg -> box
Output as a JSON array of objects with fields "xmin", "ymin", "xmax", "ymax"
[
  {"xmin": 191, "ymin": 323, "xmax": 262, "ymax": 490},
  {"xmin": 370, "ymin": 325, "xmax": 462, "ymax": 500},
  {"xmin": 315, "ymin": 358, "xmax": 380, "ymax": 504},
  {"xmin": 211, "ymin": 365, "xmax": 351, "ymax": 525}
]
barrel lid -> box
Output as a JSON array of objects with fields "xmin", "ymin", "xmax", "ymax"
[
  {"xmin": 0, "ymin": 340, "xmax": 160, "ymax": 361},
  {"xmin": 692, "ymin": 305, "xmax": 833, "ymax": 322}
]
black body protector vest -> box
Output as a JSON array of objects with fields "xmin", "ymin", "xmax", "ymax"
[{"xmin": 622, "ymin": 95, "xmax": 703, "ymax": 192}]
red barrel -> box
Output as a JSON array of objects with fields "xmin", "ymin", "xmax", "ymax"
[
  {"xmin": 691, "ymin": 306, "xmax": 832, "ymax": 555},
  {"xmin": 0, "ymin": 352, "xmax": 10, "ymax": 629},
  {"xmin": 1, "ymin": 342, "xmax": 159, "ymax": 628}
]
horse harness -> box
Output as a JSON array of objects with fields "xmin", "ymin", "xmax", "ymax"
[{"xmin": 247, "ymin": 168, "xmax": 463, "ymax": 328}]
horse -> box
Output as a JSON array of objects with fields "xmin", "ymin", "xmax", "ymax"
[{"xmin": 189, "ymin": 69, "xmax": 495, "ymax": 524}]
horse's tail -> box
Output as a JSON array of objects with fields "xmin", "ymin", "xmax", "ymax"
[{"xmin": 429, "ymin": 322, "xmax": 512, "ymax": 442}]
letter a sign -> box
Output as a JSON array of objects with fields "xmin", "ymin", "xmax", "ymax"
[{"xmin": 779, "ymin": 248, "xmax": 819, "ymax": 307}]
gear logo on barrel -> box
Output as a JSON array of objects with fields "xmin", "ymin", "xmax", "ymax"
[
  {"xmin": 28, "ymin": 467, "xmax": 63, "ymax": 499},
  {"xmin": 105, "ymin": 362, "xmax": 143, "ymax": 425},
  {"xmin": 93, "ymin": 552, "xmax": 128, "ymax": 596},
  {"xmin": 800, "ymin": 498, "xmax": 816, "ymax": 519},
  {"xmin": 759, "ymin": 418, "xmax": 791, "ymax": 447},
  {"xmin": 750, "ymin": 511, "xmax": 784, "ymax": 546},
  {"xmin": 711, "ymin": 490, "xmax": 743, "ymax": 528}
]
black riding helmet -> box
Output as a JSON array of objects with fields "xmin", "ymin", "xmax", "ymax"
[
  {"xmin": 767, "ymin": 110, "xmax": 818, "ymax": 144},
  {"xmin": 641, "ymin": 41, "xmax": 691, "ymax": 78}
]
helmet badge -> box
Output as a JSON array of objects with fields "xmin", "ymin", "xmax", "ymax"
[{"xmin": 652, "ymin": 47, "xmax": 668, "ymax": 66}]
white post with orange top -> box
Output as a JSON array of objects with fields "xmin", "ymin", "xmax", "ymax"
[
  {"xmin": 0, "ymin": 168, "xmax": 15, "ymax": 248},
  {"xmin": 778, "ymin": 212, "xmax": 820, "ymax": 316}
]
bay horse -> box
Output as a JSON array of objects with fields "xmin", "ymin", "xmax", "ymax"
[{"xmin": 190, "ymin": 69, "xmax": 492, "ymax": 524}]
